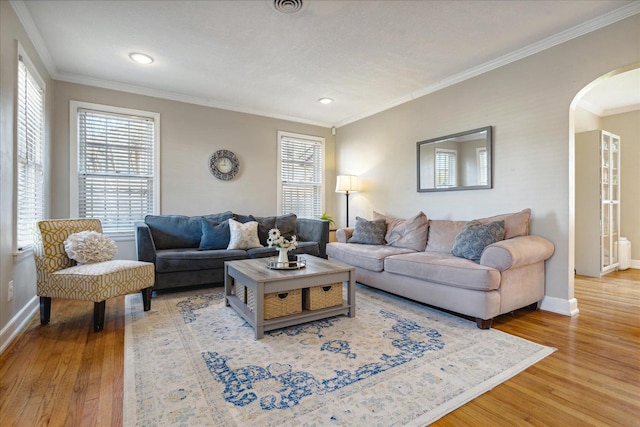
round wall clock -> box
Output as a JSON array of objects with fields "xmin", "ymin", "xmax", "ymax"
[{"xmin": 209, "ymin": 149, "xmax": 239, "ymax": 181}]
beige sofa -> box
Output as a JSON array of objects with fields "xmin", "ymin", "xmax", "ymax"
[{"xmin": 326, "ymin": 209, "xmax": 554, "ymax": 328}]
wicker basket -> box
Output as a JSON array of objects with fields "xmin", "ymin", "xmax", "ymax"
[
  {"xmin": 234, "ymin": 282, "xmax": 247, "ymax": 304},
  {"xmin": 247, "ymin": 288, "xmax": 302, "ymax": 320},
  {"xmin": 303, "ymin": 283, "xmax": 343, "ymax": 310}
]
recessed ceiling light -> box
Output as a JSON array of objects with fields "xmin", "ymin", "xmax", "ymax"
[
  {"xmin": 319, "ymin": 98, "xmax": 333, "ymax": 104},
  {"xmin": 129, "ymin": 52, "xmax": 154, "ymax": 65}
]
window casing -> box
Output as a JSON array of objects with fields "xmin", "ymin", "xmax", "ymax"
[
  {"xmin": 277, "ymin": 131, "xmax": 325, "ymax": 218},
  {"xmin": 16, "ymin": 47, "xmax": 46, "ymax": 251},
  {"xmin": 435, "ymin": 148, "xmax": 457, "ymax": 188},
  {"xmin": 70, "ymin": 101, "xmax": 160, "ymax": 237}
]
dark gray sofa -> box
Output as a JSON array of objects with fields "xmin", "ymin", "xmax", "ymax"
[{"xmin": 135, "ymin": 211, "xmax": 329, "ymax": 290}]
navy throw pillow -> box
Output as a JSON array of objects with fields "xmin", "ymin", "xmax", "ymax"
[{"xmin": 199, "ymin": 218, "xmax": 231, "ymax": 250}]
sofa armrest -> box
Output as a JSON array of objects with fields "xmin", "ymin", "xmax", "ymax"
[
  {"xmin": 480, "ymin": 235, "xmax": 555, "ymax": 271},
  {"xmin": 336, "ymin": 227, "xmax": 355, "ymax": 243},
  {"xmin": 296, "ymin": 218, "xmax": 330, "ymax": 258},
  {"xmin": 135, "ymin": 222, "xmax": 157, "ymax": 263}
]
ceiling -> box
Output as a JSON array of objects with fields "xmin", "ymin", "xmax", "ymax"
[{"xmin": 13, "ymin": 0, "xmax": 640, "ymax": 127}]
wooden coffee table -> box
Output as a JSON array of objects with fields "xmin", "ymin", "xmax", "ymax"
[{"xmin": 224, "ymin": 256, "xmax": 355, "ymax": 339}]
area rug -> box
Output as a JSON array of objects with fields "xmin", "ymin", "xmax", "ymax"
[{"xmin": 123, "ymin": 285, "xmax": 555, "ymax": 426}]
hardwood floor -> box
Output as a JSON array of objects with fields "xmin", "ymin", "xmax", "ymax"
[{"xmin": 1, "ymin": 270, "xmax": 638, "ymax": 426}]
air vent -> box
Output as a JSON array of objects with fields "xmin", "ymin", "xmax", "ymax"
[{"xmin": 272, "ymin": 0, "xmax": 305, "ymax": 14}]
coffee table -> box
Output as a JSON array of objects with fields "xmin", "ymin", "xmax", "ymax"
[{"xmin": 224, "ymin": 256, "xmax": 355, "ymax": 339}]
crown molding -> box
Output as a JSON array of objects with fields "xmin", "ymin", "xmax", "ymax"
[
  {"xmin": 11, "ymin": 0, "xmax": 640, "ymax": 129},
  {"xmin": 55, "ymin": 72, "xmax": 333, "ymax": 128},
  {"xmin": 334, "ymin": 1, "xmax": 640, "ymax": 128},
  {"xmin": 9, "ymin": 0, "xmax": 58, "ymax": 76}
]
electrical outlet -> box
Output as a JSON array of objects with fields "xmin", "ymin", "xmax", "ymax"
[{"xmin": 8, "ymin": 280, "xmax": 14, "ymax": 302}]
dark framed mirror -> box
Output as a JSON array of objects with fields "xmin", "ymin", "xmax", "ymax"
[{"xmin": 417, "ymin": 126, "xmax": 492, "ymax": 192}]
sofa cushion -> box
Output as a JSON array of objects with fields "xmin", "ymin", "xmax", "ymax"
[
  {"xmin": 228, "ymin": 219, "xmax": 262, "ymax": 250},
  {"xmin": 476, "ymin": 208, "xmax": 530, "ymax": 239},
  {"xmin": 145, "ymin": 215, "xmax": 203, "ymax": 249},
  {"xmin": 251, "ymin": 216, "xmax": 276, "ymax": 246},
  {"xmin": 424, "ymin": 220, "xmax": 468, "ymax": 253},
  {"xmin": 384, "ymin": 252, "xmax": 501, "ymax": 291},
  {"xmin": 199, "ymin": 218, "xmax": 230, "ymax": 250},
  {"xmin": 326, "ymin": 242, "xmax": 415, "ymax": 272},
  {"xmin": 451, "ymin": 220, "xmax": 505, "ymax": 262},
  {"xmin": 373, "ymin": 211, "xmax": 428, "ymax": 251},
  {"xmin": 276, "ymin": 213, "xmax": 298, "ymax": 240},
  {"xmin": 202, "ymin": 211, "xmax": 234, "ymax": 225},
  {"xmin": 348, "ymin": 217, "xmax": 387, "ymax": 245},
  {"xmin": 154, "ymin": 248, "xmax": 248, "ymax": 272}
]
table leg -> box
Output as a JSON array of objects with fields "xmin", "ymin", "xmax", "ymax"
[
  {"xmin": 255, "ymin": 282, "xmax": 265, "ymax": 339},
  {"xmin": 224, "ymin": 265, "xmax": 232, "ymax": 307},
  {"xmin": 347, "ymin": 272, "xmax": 356, "ymax": 318}
]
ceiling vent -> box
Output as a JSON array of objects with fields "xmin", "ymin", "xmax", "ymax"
[{"xmin": 272, "ymin": 0, "xmax": 305, "ymax": 14}]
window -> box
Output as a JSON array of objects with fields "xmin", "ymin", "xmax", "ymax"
[
  {"xmin": 277, "ymin": 131, "xmax": 324, "ymax": 218},
  {"xmin": 435, "ymin": 148, "xmax": 457, "ymax": 188},
  {"xmin": 16, "ymin": 47, "xmax": 46, "ymax": 251},
  {"xmin": 476, "ymin": 147, "xmax": 488, "ymax": 185},
  {"xmin": 70, "ymin": 102, "xmax": 160, "ymax": 236}
]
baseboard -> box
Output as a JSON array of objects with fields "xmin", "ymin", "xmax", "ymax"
[
  {"xmin": 0, "ymin": 296, "xmax": 39, "ymax": 355},
  {"xmin": 540, "ymin": 296, "xmax": 579, "ymax": 317}
]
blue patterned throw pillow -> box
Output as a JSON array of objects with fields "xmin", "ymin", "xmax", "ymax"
[
  {"xmin": 451, "ymin": 220, "xmax": 505, "ymax": 262},
  {"xmin": 348, "ymin": 217, "xmax": 387, "ymax": 245}
]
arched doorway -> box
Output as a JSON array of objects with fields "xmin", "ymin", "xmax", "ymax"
[{"xmin": 570, "ymin": 64, "xmax": 640, "ymax": 289}]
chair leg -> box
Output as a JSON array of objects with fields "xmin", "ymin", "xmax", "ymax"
[
  {"xmin": 142, "ymin": 287, "xmax": 152, "ymax": 311},
  {"xmin": 40, "ymin": 297, "xmax": 51, "ymax": 325},
  {"xmin": 93, "ymin": 301, "xmax": 106, "ymax": 332}
]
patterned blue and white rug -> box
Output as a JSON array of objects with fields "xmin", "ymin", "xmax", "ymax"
[{"xmin": 124, "ymin": 285, "xmax": 554, "ymax": 426}]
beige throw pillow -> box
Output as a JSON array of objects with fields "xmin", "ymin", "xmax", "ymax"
[
  {"xmin": 227, "ymin": 219, "xmax": 262, "ymax": 250},
  {"xmin": 372, "ymin": 211, "xmax": 428, "ymax": 251},
  {"xmin": 476, "ymin": 208, "xmax": 531, "ymax": 239}
]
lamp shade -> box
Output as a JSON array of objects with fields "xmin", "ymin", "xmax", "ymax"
[{"xmin": 335, "ymin": 175, "xmax": 360, "ymax": 193}]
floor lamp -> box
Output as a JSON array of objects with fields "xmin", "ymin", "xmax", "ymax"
[{"xmin": 335, "ymin": 175, "xmax": 360, "ymax": 227}]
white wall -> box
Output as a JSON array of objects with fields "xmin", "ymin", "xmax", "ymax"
[
  {"xmin": 334, "ymin": 14, "xmax": 640, "ymax": 316},
  {"xmin": 603, "ymin": 110, "xmax": 640, "ymax": 263},
  {"xmin": 0, "ymin": 2, "xmax": 53, "ymax": 352}
]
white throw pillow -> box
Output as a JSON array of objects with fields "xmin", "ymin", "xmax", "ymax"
[
  {"xmin": 64, "ymin": 231, "xmax": 117, "ymax": 264},
  {"xmin": 227, "ymin": 219, "xmax": 262, "ymax": 250}
]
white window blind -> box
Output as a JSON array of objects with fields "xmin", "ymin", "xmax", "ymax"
[
  {"xmin": 435, "ymin": 148, "xmax": 457, "ymax": 188},
  {"xmin": 278, "ymin": 132, "xmax": 324, "ymax": 218},
  {"xmin": 477, "ymin": 147, "xmax": 488, "ymax": 185},
  {"xmin": 16, "ymin": 53, "xmax": 45, "ymax": 250},
  {"xmin": 77, "ymin": 108, "xmax": 156, "ymax": 235}
]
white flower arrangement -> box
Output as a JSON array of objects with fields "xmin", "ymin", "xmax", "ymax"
[{"xmin": 267, "ymin": 228, "xmax": 298, "ymax": 250}]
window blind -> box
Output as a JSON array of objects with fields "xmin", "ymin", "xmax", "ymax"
[
  {"xmin": 279, "ymin": 134, "xmax": 323, "ymax": 218},
  {"xmin": 435, "ymin": 149, "xmax": 457, "ymax": 188},
  {"xmin": 477, "ymin": 148, "xmax": 488, "ymax": 185},
  {"xmin": 16, "ymin": 55, "xmax": 45, "ymax": 250},
  {"xmin": 77, "ymin": 109, "xmax": 155, "ymax": 234}
]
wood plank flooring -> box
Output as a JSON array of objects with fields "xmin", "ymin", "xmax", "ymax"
[{"xmin": 1, "ymin": 270, "xmax": 638, "ymax": 426}]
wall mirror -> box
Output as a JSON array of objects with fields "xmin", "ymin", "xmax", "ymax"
[{"xmin": 417, "ymin": 126, "xmax": 492, "ymax": 192}]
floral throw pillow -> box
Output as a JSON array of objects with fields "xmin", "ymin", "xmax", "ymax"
[
  {"xmin": 451, "ymin": 220, "xmax": 505, "ymax": 262},
  {"xmin": 64, "ymin": 231, "xmax": 117, "ymax": 264},
  {"xmin": 227, "ymin": 219, "xmax": 263, "ymax": 250},
  {"xmin": 348, "ymin": 217, "xmax": 387, "ymax": 245}
]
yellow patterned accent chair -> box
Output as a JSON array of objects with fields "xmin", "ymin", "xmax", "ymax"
[{"xmin": 33, "ymin": 219, "xmax": 155, "ymax": 332}]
